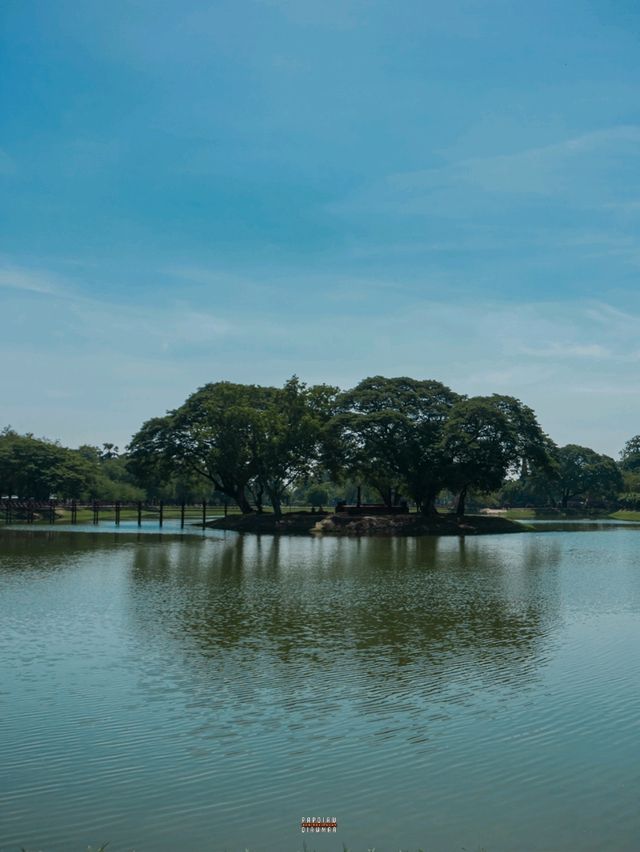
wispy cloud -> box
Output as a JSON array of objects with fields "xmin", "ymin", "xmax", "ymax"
[
  {"xmin": 2, "ymin": 258, "xmax": 640, "ymax": 455},
  {"xmin": 336, "ymin": 125, "xmax": 640, "ymax": 217},
  {"xmin": 0, "ymin": 263, "xmax": 66, "ymax": 296},
  {"xmin": 584, "ymin": 302, "xmax": 640, "ymax": 331},
  {"xmin": 255, "ymin": 0, "xmax": 364, "ymax": 28},
  {"xmin": 518, "ymin": 342, "xmax": 610, "ymax": 359},
  {"xmin": 163, "ymin": 266, "xmax": 243, "ymax": 288},
  {"xmin": 66, "ymin": 299, "xmax": 232, "ymax": 352},
  {"xmin": 424, "ymin": 126, "xmax": 640, "ymax": 196},
  {"xmin": 0, "ymin": 148, "xmax": 16, "ymax": 176},
  {"xmin": 603, "ymin": 199, "xmax": 640, "ymax": 212}
]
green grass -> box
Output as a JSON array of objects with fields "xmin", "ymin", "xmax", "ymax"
[
  {"xmin": 503, "ymin": 507, "xmax": 640, "ymax": 523},
  {"xmin": 502, "ymin": 508, "xmax": 538, "ymax": 519},
  {"xmin": 608, "ymin": 509, "xmax": 640, "ymax": 521}
]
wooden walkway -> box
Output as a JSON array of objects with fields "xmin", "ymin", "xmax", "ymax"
[{"xmin": 0, "ymin": 500, "xmax": 222, "ymax": 528}]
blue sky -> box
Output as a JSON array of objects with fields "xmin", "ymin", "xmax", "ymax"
[{"xmin": 3, "ymin": 0, "xmax": 640, "ymax": 455}]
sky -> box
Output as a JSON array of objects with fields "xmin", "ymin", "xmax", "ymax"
[{"xmin": 2, "ymin": 0, "xmax": 640, "ymax": 456}]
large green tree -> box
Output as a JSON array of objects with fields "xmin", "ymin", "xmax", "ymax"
[
  {"xmin": 442, "ymin": 395, "xmax": 552, "ymax": 517},
  {"xmin": 128, "ymin": 386, "xmax": 263, "ymax": 513},
  {"xmin": 620, "ymin": 435, "xmax": 640, "ymax": 473},
  {"xmin": 77, "ymin": 445, "xmax": 146, "ymax": 501},
  {"xmin": 128, "ymin": 378, "xmax": 336, "ymax": 516},
  {"xmin": 250, "ymin": 378, "xmax": 338, "ymax": 516},
  {"xmin": 325, "ymin": 376, "xmax": 460, "ymax": 513},
  {"xmin": 550, "ymin": 444, "xmax": 622, "ymax": 508},
  {"xmin": 0, "ymin": 429, "xmax": 96, "ymax": 500}
]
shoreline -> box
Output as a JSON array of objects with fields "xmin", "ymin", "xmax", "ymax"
[{"xmin": 205, "ymin": 510, "xmax": 528, "ymax": 536}]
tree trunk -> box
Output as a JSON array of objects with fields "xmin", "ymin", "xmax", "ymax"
[
  {"xmin": 421, "ymin": 489, "xmax": 439, "ymax": 517},
  {"xmin": 456, "ymin": 485, "xmax": 468, "ymax": 519},
  {"xmin": 561, "ymin": 492, "xmax": 569, "ymax": 509},
  {"xmin": 270, "ymin": 493, "xmax": 282, "ymax": 518},
  {"xmin": 236, "ymin": 488, "xmax": 253, "ymax": 514},
  {"xmin": 376, "ymin": 485, "xmax": 393, "ymax": 509}
]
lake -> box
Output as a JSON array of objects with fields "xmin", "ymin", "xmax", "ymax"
[{"xmin": 1, "ymin": 523, "xmax": 640, "ymax": 851}]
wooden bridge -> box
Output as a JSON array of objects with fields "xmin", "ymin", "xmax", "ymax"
[{"xmin": 0, "ymin": 500, "xmax": 223, "ymax": 529}]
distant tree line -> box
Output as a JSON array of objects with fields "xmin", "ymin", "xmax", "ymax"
[
  {"xmin": 4, "ymin": 375, "xmax": 640, "ymax": 516},
  {"xmin": 0, "ymin": 428, "xmax": 145, "ymax": 503}
]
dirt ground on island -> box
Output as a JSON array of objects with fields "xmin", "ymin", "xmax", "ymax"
[{"xmin": 206, "ymin": 511, "xmax": 527, "ymax": 536}]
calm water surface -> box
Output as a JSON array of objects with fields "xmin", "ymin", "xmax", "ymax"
[{"xmin": 1, "ymin": 524, "xmax": 640, "ymax": 851}]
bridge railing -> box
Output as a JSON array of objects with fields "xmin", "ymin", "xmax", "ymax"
[{"xmin": 0, "ymin": 499, "xmax": 231, "ymax": 528}]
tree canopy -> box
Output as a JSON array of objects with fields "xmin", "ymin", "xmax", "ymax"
[
  {"xmin": 127, "ymin": 377, "xmax": 337, "ymax": 516},
  {"xmin": 620, "ymin": 435, "xmax": 640, "ymax": 472},
  {"xmin": 549, "ymin": 444, "xmax": 623, "ymax": 508},
  {"xmin": 5, "ymin": 375, "xmax": 640, "ymax": 519},
  {"xmin": 0, "ymin": 429, "xmax": 96, "ymax": 499},
  {"xmin": 442, "ymin": 395, "xmax": 552, "ymax": 516},
  {"xmin": 325, "ymin": 376, "xmax": 459, "ymax": 513}
]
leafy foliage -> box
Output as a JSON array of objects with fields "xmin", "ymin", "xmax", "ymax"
[
  {"xmin": 326, "ymin": 376, "xmax": 459, "ymax": 512},
  {"xmin": 441, "ymin": 395, "xmax": 551, "ymax": 515},
  {"xmin": 620, "ymin": 434, "xmax": 640, "ymax": 472},
  {"xmin": 128, "ymin": 378, "xmax": 337, "ymax": 515},
  {"xmin": 550, "ymin": 444, "xmax": 623, "ymax": 508},
  {"xmin": 7, "ymin": 377, "xmax": 640, "ymax": 520},
  {"xmin": 0, "ymin": 429, "xmax": 96, "ymax": 499}
]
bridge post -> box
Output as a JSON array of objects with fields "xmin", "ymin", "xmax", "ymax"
[
  {"xmin": 159, "ymin": 501, "xmax": 163, "ymax": 528},
  {"xmin": 180, "ymin": 502, "xmax": 185, "ymax": 529},
  {"xmin": 115, "ymin": 501, "xmax": 121, "ymax": 526},
  {"xmin": 202, "ymin": 500, "xmax": 206, "ymax": 529}
]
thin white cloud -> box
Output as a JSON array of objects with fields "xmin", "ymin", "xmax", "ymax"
[
  {"xmin": 584, "ymin": 302, "xmax": 640, "ymax": 330},
  {"xmin": 436, "ymin": 125, "xmax": 640, "ymax": 196},
  {"xmin": 255, "ymin": 0, "xmax": 363, "ymax": 28},
  {"xmin": 3, "ymin": 259, "xmax": 640, "ymax": 455},
  {"xmin": 336, "ymin": 125, "xmax": 640, "ymax": 216},
  {"xmin": 0, "ymin": 149, "xmax": 16, "ymax": 175},
  {"xmin": 573, "ymin": 384, "xmax": 640, "ymax": 396},
  {"xmin": 518, "ymin": 342, "xmax": 610, "ymax": 359},
  {"xmin": 163, "ymin": 266, "xmax": 241, "ymax": 287},
  {"xmin": 603, "ymin": 199, "xmax": 640, "ymax": 212},
  {"xmin": 67, "ymin": 300, "xmax": 232, "ymax": 351},
  {"xmin": 0, "ymin": 262, "xmax": 233, "ymax": 362},
  {"xmin": 0, "ymin": 264, "xmax": 66, "ymax": 296}
]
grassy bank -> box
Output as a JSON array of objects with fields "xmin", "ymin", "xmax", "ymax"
[
  {"xmin": 503, "ymin": 508, "xmax": 538, "ymax": 519},
  {"xmin": 502, "ymin": 507, "xmax": 607, "ymax": 520},
  {"xmin": 608, "ymin": 510, "xmax": 640, "ymax": 521},
  {"xmin": 503, "ymin": 507, "xmax": 629, "ymax": 521}
]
